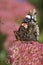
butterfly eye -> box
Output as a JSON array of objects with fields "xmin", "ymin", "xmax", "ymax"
[
  {"xmin": 32, "ymin": 16, "xmax": 34, "ymax": 19},
  {"xmin": 26, "ymin": 15, "xmax": 31, "ymax": 19}
]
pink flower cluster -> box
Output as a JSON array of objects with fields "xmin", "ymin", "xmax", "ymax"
[{"xmin": 6, "ymin": 41, "xmax": 43, "ymax": 65}]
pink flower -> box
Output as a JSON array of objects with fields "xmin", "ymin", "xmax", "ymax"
[{"xmin": 6, "ymin": 41, "xmax": 43, "ymax": 65}]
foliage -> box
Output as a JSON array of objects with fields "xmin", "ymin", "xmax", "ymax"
[
  {"xmin": 0, "ymin": 33, "xmax": 8, "ymax": 65},
  {"xmin": 28, "ymin": 0, "xmax": 43, "ymax": 10},
  {"xmin": 38, "ymin": 31, "xmax": 43, "ymax": 43},
  {"xmin": 0, "ymin": 33, "xmax": 6, "ymax": 51}
]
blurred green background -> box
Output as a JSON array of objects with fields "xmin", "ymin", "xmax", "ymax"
[{"xmin": 0, "ymin": 0, "xmax": 43, "ymax": 65}]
